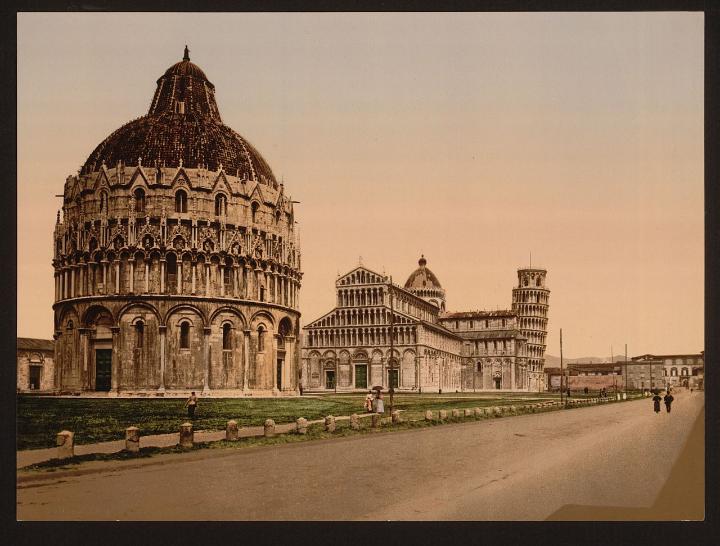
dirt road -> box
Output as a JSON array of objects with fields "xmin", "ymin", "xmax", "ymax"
[{"xmin": 17, "ymin": 391, "xmax": 703, "ymax": 520}]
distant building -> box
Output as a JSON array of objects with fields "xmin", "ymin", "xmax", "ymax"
[
  {"xmin": 301, "ymin": 257, "xmax": 550, "ymax": 392},
  {"xmin": 544, "ymin": 361, "xmax": 622, "ymax": 392},
  {"xmin": 17, "ymin": 338, "xmax": 56, "ymax": 393},
  {"xmin": 631, "ymin": 353, "xmax": 704, "ymax": 390}
]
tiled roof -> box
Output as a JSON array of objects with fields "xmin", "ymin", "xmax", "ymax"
[
  {"xmin": 441, "ymin": 310, "xmax": 516, "ymax": 319},
  {"xmin": 457, "ymin": 329, "xmax": 524, "ymax": 340},
  {"xmin": 17, "ymin": 338, "xmax": 54, "ymax": 352}
]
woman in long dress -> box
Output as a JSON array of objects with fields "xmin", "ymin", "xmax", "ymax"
[
  {"xmin": 652, "ymin": 392, "xmax": 662, "ymax": 413},
  {"xmin": 375, "ymin": 391, "xmax": 385, "ymax": 414}
]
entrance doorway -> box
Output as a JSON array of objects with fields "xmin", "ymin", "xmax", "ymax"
[
  {"xmin": 95, "ymin": 349, "xmax": 112, "ymax": 391},
  {"xmin": 277, "ymin": 358, "xmax": 283, "ymax": 390},
  {"xmin": 355, "ymin": 364, "xmax": 368, "ymax": 389},
  {"xmin": 388, "ymin": 369, "xmax": 399, "ymax": 389},
  {"xmin": 494, "ymin": 376, "xmax": 502, "ymax": 390},
  {"xmin": 29, "ymin": 366, "xmax": 41, "ymax": 390},
  {"xmin": 325, "ymin": 370, "xmax": 336, "ymax": 389}
]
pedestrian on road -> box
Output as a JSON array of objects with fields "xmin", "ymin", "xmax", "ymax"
[
  {"xmin": 584, "ymin": 387, "xmax": 589, "ymax": 395},
  {"xmin": 374, "ymin": 391, "xmax": 385, "ymax": 414},
  {"xmin": 652, "ymin": 392, "xmax": 662, "ymax": 413},
  {"xmin": 185, "ymin": 391, "xmax": 198, "ymax": 420},
  {"xmin": 364, "ymin": 391, "xmax": 374, "ymax": 412},
  {"xmin": 664, "ymin": 391, "xmax": 674, "ymax": 413}
]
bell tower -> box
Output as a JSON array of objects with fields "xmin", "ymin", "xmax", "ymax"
[{"xmin": 511, "ymin": 268, "xmax": 550, "ymax": 391}]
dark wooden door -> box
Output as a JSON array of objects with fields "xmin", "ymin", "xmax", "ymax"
[
  {"xmin": 95, "ymin": 349, "xmax": 112, "ymax": 391},
  {"xmin": 355, "ymin": 365, "xmax": 368, "ymax": 389}
]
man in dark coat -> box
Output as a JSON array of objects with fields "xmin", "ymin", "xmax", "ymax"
[
  {"xmin": 664, "ymin": 391, "xmax": 674, "ymax": 413},
  {"xmin": 652, "ymin": 392, "xmax": 662, "ymax": 413}
]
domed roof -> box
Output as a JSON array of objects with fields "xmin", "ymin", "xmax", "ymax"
[
  {"xmin": 404, "ymin": 255, "xmax": 443, "ymax": 290},
  {"xmin": 81, "ymin": 46, "xmax": 278, "ymax": 187}
]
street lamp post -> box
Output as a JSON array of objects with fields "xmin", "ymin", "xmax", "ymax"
[{"xmin": 559, "ymin": 328, "xmax": 564, "ymax": 405}]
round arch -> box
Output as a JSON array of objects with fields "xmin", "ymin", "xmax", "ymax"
[
  {"xmin": 209, "ymin": 306, "xmax": 248, "ymax": 329},
  {"xmin": 164, "ymin": 303, "xmax": 207, "ymax": 328}
]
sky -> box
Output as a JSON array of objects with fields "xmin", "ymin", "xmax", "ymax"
[{"xmin": 17, "ymin": 12, "xmax": 704, "ymax": 359}]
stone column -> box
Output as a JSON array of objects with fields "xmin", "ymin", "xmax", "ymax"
[
  {"xmin": 177, "ymin": 261, "xmax": 183, "ymax": 294},
  {"xmin": 233, "ymin": 265, "xmax": 239, "ymax": 298},
  {"xmin": 110, "ymin": 326, "xmax": 120, "ymax": 394},
  {"xmin": 144, "ymin": 259, "xmax": 150, "ymax": 293},
  {"xmin": 158, "ymin": 325, "xmax": 166, "ymax": 392},
  {"xmin": 160, "ymin": 258, "xmax": 166, "ymax": 293},
  {"xmin": 205, "ymin": 263, "xmax": 211, "ymax": 295},
  {"xmin": 243, "ymin": 329, "xmax": 250, "ymax": 391},
  {"xmin": 511, "ymin": 359, "xmax": 516, "ymax": 391},
  {"xmin": 202, "ymin": 327, "xmax": 211, "ymax": 394},
  {"xmin": 115, "ymin": 260, "xmax": 120, "ymax": 293},
  {"xmin": 220, "ymin": 265, "xmax": 225, "ymax": 296},
  {"xmin": 69, "ymin": 265, "xmax": 75, "ymax": 297},
  {"xmin": 129, "ymin": 258, "xmax": 135, "ymax": 293},
  {"xmin": 79, "ymin": 328, "xmax": 90, "ymax": 388},
  {"xmin": 272, "ymin": 334, "xmax": 279, "ymax": 393},
  {"xmin": 191, "ymin": 261, "xmax": 197, "ymax": 294}
]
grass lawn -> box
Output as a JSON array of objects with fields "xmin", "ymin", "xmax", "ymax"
[{"xmin": 17, "ymin": 392, "xmax": 553, "ymax": 450}]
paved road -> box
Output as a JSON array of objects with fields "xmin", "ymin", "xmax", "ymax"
[{"xmin": 17, "ymin": 391, "xmax": 704, "ymax": 520}]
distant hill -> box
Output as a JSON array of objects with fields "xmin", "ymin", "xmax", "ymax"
[{"xmin": 544, "ymin": 354, "xmax": 627, "ymax": 366}]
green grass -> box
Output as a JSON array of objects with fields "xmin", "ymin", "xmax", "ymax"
[{"xmin": 16, "ymin": 393, "xmax": 552, "ymax": 450}]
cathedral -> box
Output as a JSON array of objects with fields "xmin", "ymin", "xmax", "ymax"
[
  {"xmin": 301, "ymin": 257, "xmax": 549, "ymax": 392},
  {"xmin": 52, "ymin": 48, "xmax": 302, "ymax": 396}
]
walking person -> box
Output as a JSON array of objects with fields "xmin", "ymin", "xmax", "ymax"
[
  {"xmin": 364, "ymin": 391, "xmax": 374, "ymax": 413},
  {"xmin": 664, "ymin": 390, "xmax": 674, "ymax": 413},
  {"xmin": 185, "ymin": 391, "xmax": 198, "ymax": 420},
  {"xmin": 652, "ymin": 391, "xmax": 662, "ymax": 413},
  {"xmin": 374, "ymin": 390, "xmax": 385, "ymax": 414}
]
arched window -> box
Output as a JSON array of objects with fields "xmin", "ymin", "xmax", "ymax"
[
  {"xmin": 681, "ymin": 367, "xmax": 689, "ymax": 376},
  {"xmin": 257, "ymin": 325, "xmax": 265, "ymax": 352},
  {"xmin": 134, "ymin": 188, "xmax": 146, "ymax": 213},
  {"xmin": 180, "ymin": 321, "xmax": 190, "ymax": 349},
  {"xmin": 166, "ymin": 254, "xmax": 177, "ymax": 291},
  {"xmin": 260, "ymin": 285, "xmax": 266, "ymax": 302},
  {"xmin": 477, "ymin": 362, "xmax": 482, "ymax": 372},
  {"xmin": 223, "ymin": 323, "xmax": 232, "ymax": 350},
  {"xmin": 175, "ymin": 190, "xmax": 188, "ymax": 213},
  {"xmin": 670, "ymin": 367, "xmax": 678, "ymax": 377},
  {"xmin": 66, "ymin": 320, "xmax": 74, "ymax": 332},
  {"xmin": 99, "ymin": 191, "xmax": 108, "ymax": 213},
  {"xmin": 135, "ymin": 321, "xmax": 144, "ymax": 348},
  {"xmin": 251, "ymin": 201, "xmax": 259, "ymax": 223},
  {"xmin": 536, "ymin": 277, "xmax": 542, "ymax": 287},
  {"xmin": 215, "ymin": 194, "xmax": 227, "ymax": 216}
]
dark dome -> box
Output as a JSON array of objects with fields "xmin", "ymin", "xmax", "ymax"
[
  {"xmin": 404, "ymin": 255, "xmax": 443, "ymax": 290},
  {"xmin": 81, "ymin": 46, "xmax": 278, "ymax": 187}
]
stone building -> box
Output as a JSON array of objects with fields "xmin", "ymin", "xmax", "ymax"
[
  {"xmin": 52, "ymin": 47, "xmax": 302, "ymax": 396},
  {"xmin": 301, "ymin": 257, "xmax": 549, "ymax": 392},
  {"xmin": 17, "ymin": 338, "xmax": 56, "ymax": 393},
  {"xmin": 301, "ymin": 263, "xmax": 464, "ymax": 392},
  {"xmin": 512, "ymin": 268, "xmax": 550, "ymax": 390},
  {"xmin": 631, "ymin": 353, "xmax": 704, "ymax": 390}
]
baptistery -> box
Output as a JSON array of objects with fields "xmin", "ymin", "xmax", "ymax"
[{"xmin": 52, "ymin": 47, "xmax": 301, "ymax": 396}]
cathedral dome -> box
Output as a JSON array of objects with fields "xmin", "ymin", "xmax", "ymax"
[
  {"xmin": 404, "ymin": 255, "xmax": 442, "ymax": 290},
  {"xmin": 81, "ymin": 46, "xmax": 278, "ymax": 188}
]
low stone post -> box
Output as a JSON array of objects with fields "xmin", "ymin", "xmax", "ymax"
[
  {"xmin": 296, "ymin": 417, "xmax": 308, "ymax": 434},
  {"xmin": 350, "ymin": 414, "xmax": 360, "ymax": 430},
  {"xmin": 56, "ymin": 430, "xmax": 74, "ymax": 459},
  {"xmin": 264, "ymin": 418, "xmax": 276, "ymax": 437},
  {"xmin": 439, "ymin": 409, "xmax": 448, "ymax": 421},
  {"xmin": 371, "ymin": 414, "xmax": 381, "ymax": 428},
  {"xmin": 391, "ymin": 410, "xmax": 401, "ymax": 424},
  {"xmin": 464, "ymin": 409, "xmax": 473, "ymax": 418},
  {"xmin": 493, "ymin": 406, "xmax": 502, "ymax": 417},
  {"xmin": 226, "ymin": 420, "xmax": 239, "ymax": 441},
  {"xmin": 622, "ymin": 392, "xmax": 627, "ymax": 400},
  {"xmin": 474, "ymin": 407, "xmax": 483, "ymax": 418},
  {"xmin": 179, "ymin": 422, "xmax": 194, "ymax": 448},
  {"xmin": 325, "ymin": 415, "xmax": 336, "ymax": 433},
  {"xmin": 125, "ymin": 426, "xmax": 140, "ymax": 453},
  {"xmin": 616, "ymin": 393, "xmax": 621, "ymax": 401},
  {"xmin": 451, "ymin": 409, "xmax": 461, "ymax": 419},
  {"xmin": 509, "ymin": 405, "xmax": 517, "ymax": 414},
  {"xmin": 425, "ymin": 410, "xmax": 434, "ymax": 421}
]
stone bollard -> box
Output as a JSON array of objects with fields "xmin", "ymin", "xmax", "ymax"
[
  {"xmin": 439, "ymin": 410, "xmax": 448, "ymax": 421},
  {"xmin": 474, "ymin": 407, "xmax": 483, "ymax": 418},
  {"xmin": 324, "ymin": 415, "xmax": 336, "ymax": 433},
  {"xmin": 509, "ymin": 405, "xmax": 517, "ymax": 414},
  {"xmin": 493, "ymin": 406, "xmax": 502, "ymax": 417},
  {"xmin": 622, "ymin": 393, "xmax": 627, "ymax": 400},
  {"xmin": 264, "ymin": 419, "xmax": 276, "ymax": 437},
  {"xmin": 56, "ymin": 430, "xmax": 74, "ymax": 459},
  {"xmin": 226, "ymin": 420, "xmax": 239, "ymax": 441},
  {"xmin": 391, "ymin": 410, "xmax": 401, "ymax": 424},
  {"xmin": 425, "ymin": 410, "xmax": 434, "ymax": 421},
  {"xmin": 350, "ymin": 414, "xmax": 360, "ymax": 430},
  {"xmin": 296, "ymin": 417, "xmax": 308, "ymax": 435},
  {"xmin": 179, "ymin": 422, "xmax": 194, "ymax": 448},
  {"xmin": 125, "ymin": 426, "xmax": 140, "ymax": 453},
  {"xmin": 451, "ymin": 409, "xmax": 461, "ymax": 419},
  {"xmin": 371, "ymin": 414, "xmax": 381, "ymax": 428},
  {"xmin": 616, "ymin": 393, "xmax": 621, "ymax": 401},
  {"xmin": 464, "ymin": 409, "xmax": 473, "ymax": 418}
]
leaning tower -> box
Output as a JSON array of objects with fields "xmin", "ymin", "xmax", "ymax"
[{"xmin": 511, "ymin": 268, "xmax": 550, "ymax": 391}]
